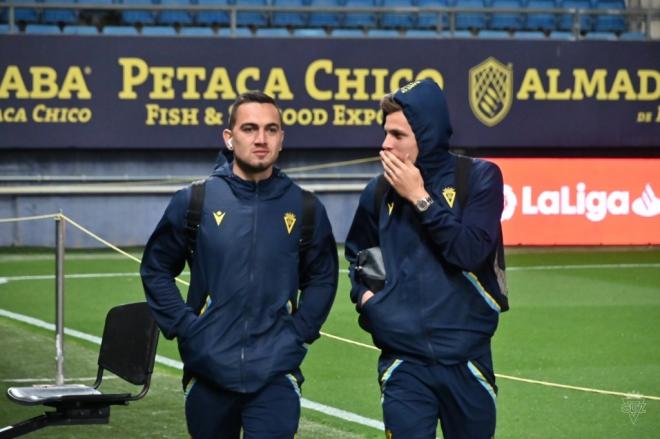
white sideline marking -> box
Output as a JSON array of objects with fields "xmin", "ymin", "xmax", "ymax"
[
  {"xmin": 0, "ymin": 272, "xmax": 189, "ymax": 283},
  {"xmin": 0, "ymin": 308, "xmax": 384, "ymax": 432}
]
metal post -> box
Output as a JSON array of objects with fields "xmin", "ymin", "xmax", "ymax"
[{"xmin": 54, "ymin": 214, "xmax": 65, "ymax": 386}]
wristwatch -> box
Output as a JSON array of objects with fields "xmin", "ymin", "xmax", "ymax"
[{"xmin": 414, "ymin": 195, "xmax": 434, "ymax": 213}]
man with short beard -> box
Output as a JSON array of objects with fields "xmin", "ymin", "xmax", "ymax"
[{"xmin": 141, "ymin": 91, "xmax": 338, "ymax": 439}]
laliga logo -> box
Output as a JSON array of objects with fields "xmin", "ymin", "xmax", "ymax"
[{"xmin": 500, "ymin": 183, "xmax": 660, "ymax": 222}]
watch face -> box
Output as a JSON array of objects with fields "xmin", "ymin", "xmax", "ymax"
[{"xmin": 416, "ymin": 198, "xmax": 430, "ymax": 211}]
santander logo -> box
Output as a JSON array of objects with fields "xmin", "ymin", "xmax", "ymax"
[{"xmin": 501, "ymin": 182, "xmax": 660, "ymax": 222}]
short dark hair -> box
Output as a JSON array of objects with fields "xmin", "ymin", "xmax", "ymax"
[
  {"xmin": 228, "ymin": 91, "xmax": 282, "ymax": 129},
  {"xmin": 380, "ymin": 93, "xmax": 402, "ymax": 118}
]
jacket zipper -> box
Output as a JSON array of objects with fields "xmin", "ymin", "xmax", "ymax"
[{"xmin": 240, "ymin": 183, "xmax": 260, "ymax": 392}]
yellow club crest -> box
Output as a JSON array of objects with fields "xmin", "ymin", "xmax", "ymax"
[
  {"xmin": 442, "ymin": 187, "xmax": 457, "ymax": 208},
  {"xmin": 387, "ymin": 202, "xmax": 394, "ymax": 216},
  {"xmin": 469, "ymin": 57, "xmax": 513, "ymax": 127},
  {"xmin": 284, "ymin": 212, "xmax": 297, "ymax": 235},
  {"xmin": 213, "ymin": 211, "xmax": 226, "ymax": 226}
]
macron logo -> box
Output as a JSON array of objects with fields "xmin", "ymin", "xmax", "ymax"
[{"xmin": 632, "ymin": 184, "xmax": 660, "ymax": 218}]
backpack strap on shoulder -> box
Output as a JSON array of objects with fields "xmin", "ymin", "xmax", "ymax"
[
  {"xmin": 185, "ymin": 179, "xmax": 206, "ymax": 257},
  {"xmin": 374, "ymin": 174, "xmax": 389, "ymax": 221},
  {"xmin": 299, "ymin": 190, "xmax": 316, "ymax": 258},
  {"xmin": 455, "ymin": 155, "xmax": 473, "ymax": 210}
]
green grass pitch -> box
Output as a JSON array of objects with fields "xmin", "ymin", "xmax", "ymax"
[{"xmin": 1, "ymin": 247, "xmax": 659, "ymax": 438}]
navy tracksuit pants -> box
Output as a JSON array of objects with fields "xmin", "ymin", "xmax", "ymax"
[
  {"xmin": 184, "ymin": 373, "xmax": 302, "ymax": 439},
  {"xmin": 379, "ymin": 351, "xmax": 497, "ymax": 439}
]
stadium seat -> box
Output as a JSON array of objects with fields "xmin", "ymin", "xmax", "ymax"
[
  {"xmin": 583, "ymin": 29, "xmax": 616, "ymax": 39},
  {"xmin": 195, "ymin": 0, "xmax": 230, "ymax": 26},
  {"xmin": 308, "ymin": 0, "xmax": 342, "ymax": 28},
  {"xmin": 292, "ymin": 26, "xmax": 328, "ymax": 36},
  {"xmin": 103, "ymin": 24, "xmax": 140, "ymax": 34},
  {"xmin": 42, "ymin": 0, "xmax": 78, "ymax": 25},
  {"xmin": 1, "ymin": 0, "xmax": 41, "ymax": 24},
  {"xmin": 25, "ymin": 23, "xmax": 61, "ymax": 33},
  {"xmin": 618, "ymin": 30, "xmax": 645, "ymax": 40},
  {"xmin": 217, "ymin": 26, "xmax": 253, "ymax": 36},
  {"xmin": 404, "ymin": 28, "xmax": 440, "ymax": 37},
  {"xmin": 490, "ymin": 0, "xmax": 524, "ymax": 31},
  {"xmin": 593, "ymin": 0, "xmax": 625, "ymax": 33},
  {"xmin": 454, "ymin": 0, "xmax": 487, "ymax": 31},
  {"xmin": 548, "ymin": 29, "xmax": 574, "ymax": 38},
  {"xmin": 558, "ymin": 0, "xmax": 592, "ymax": 32},
  {"xmin": 525, "ymin": 0, "xmax": 557, "ymax": 31},
  {"xmin": 0, "ymin": 24, "xmax": 9, "ymax": 33},
  {"xmin": 330, "ymin": 27, "xmax": 364, "ymax": 36},
  {"xmin": 514, "ymin": 29, "xmax": 546, "ymax": 38},
  {"xmin": 141, "ymin": 24, "xmax": 178, "ymax": 34},
  {"xmin": 179, "ymin": 25, "xmax": 215, "ymax": 35},
  {"xmin": 447, "ymin": 29, "xmax": 474, "ymax": 37},
  {"xmin": 235, "ymin": 0, "xmax": 268, "ymax": 27},
  {"xmin": 272, "ymin": 0, "xmax": 308, "ymax": 28},
  {"xmin": 416, "ymin": 0, "xmax": 449, "ymax": 30},
  {"xmin": 367, "ymin": 28, "xmax": 400, "ymax": 37},
  {"xmin": 381, "ymin": 0, "xmax": 416, "ymax": 30},
  {"xmin": 120, "ymin": 0, "xmax": 157, "ymax": 25},
  {"xmin": 342, "ymin": 0, "xmax": 377, "ymax": 29},
  {"xmin": 158, "ymin": 0, "xmax": 194, "ymax": 26},
  {"xmin": 1, "ymin": 303, "xmax": 159, "ymax": 438},
  {"xmin": 62, "ymin": 24, "xmax": 100, "ymax": 34},
  {"xmin": 255, "ymin": 27, "xmax": 291, "ymax": 36},
  {"xmin": 478, "ymin": 28, "xmax": 511, "ymax": 38}
]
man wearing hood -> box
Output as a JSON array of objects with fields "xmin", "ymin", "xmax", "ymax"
[
  {"xmin": 141, "ymin": 91, "xmax": 338, "ymax": 438},
  {"xmin": 345, "ymin": 79, "xmax": 507, "ymax": 439}
]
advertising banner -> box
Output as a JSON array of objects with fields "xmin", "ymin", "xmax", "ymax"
[
  {"xmin": 494, "ymin": 158, "xmax": 660, "ymax": 245},
  {"xmin": 1, "ymin": 35, "xmax": 659, "ymax": 149}
]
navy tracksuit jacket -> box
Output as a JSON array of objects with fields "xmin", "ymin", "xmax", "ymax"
[
  {"xmin": 141, "ymin": 162, "xmax": 338, "ymax": 393},
  {"xmin": 345, "ymin": 79, "xmax": 507, "ymax": 367}
]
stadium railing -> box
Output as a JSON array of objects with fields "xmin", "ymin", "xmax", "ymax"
[{"xmin": 1, "ymin": 1, "xmax": 659, "ymax": 39}]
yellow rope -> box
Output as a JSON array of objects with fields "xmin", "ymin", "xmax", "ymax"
[{"xmin": 1, "ymin": 212, "xmax": 659, "ymax": 401}]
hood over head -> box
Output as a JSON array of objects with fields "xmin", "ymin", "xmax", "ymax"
[{"xmin": 387, "ymin": 79, "xmax": 453, "ymax": 174}]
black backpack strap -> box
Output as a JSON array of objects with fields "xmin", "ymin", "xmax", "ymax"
[
  {"xmin": 455, "ymin": 155, "xmax": 473, "ymax": 210},
  {"xmin": 185, "ymin": 179, "xmax": 206, "ymax": 257},
  {"xmin": 374, "ymin": 174, "xmax": 389, "ymax": 221},
  {"xmin": 299, "ymin": 190, "xmax": 316, "ymax": 258}
]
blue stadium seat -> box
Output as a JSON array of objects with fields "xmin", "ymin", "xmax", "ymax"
[
  {"xmin": 63, "ymin": 24, "xmax": 100, "ymax": 34},
  {"xmin": 272, "ymin": 0, "xmax": 307, "ymax": 28},
  {"xmin": 0, "ymin": 23, "xmax": 9, "ymax": 32},
  {"xmin": 525, "ymin": 0, "xmax": 557, "ymax": 31},
  {"xmin": 121, "ymin": 0, "xmax": 157, "ymax": 25},
  {"xmin": 255, "ymin": 27, "xmax": 291, "ymax": 36},
  {"xmin": 558, "ymin": 0, "xmax": 592, "ymax": 32},
  {"xmin": 416, "ymin": 0, "xmax": 449, "ymax": 30},
  {"xmin": 342, "ymin": 0, "xmax": 377, "ymax": 29},
  {"xmin": 381, "ymin": 0, "xmax": 416, "ymax": 29},
  {"xmin": 1, "ymin": 0, "xmax": 41, "ymax": 24},
  {"xmin": 308, "ymin": 0, "xmax": 342, "ymax": 28},
  {"xmin": 618, "ymin": 30, "xmax": 645, "ymax": 40},
  {"xmin": 593, "ymin": 0, "xmax": 625, "ymax": 33},
  {"xmin": 583, "ymin": 29, "xmax": 616, "ymax": 39},
  {"xmin": 404, "ymin": 28, "xmax": 440, "ymax": 37},
  {"xmin": 478, "ymin": 29, "xmax": 511, "ymax": 38},
  {"xmin": 490, "ymin": 0, "xmax": 525, "ymax": 30},
  {"xmin": 141, "ymin": 24, "xmax": 178, "ymax": 34},
  {"xmin": 447, "ymin": 28, "xmax": 474, "ymax": 37},
  {"xmin": 217, "ymin": 26, "xmax": 254, "ymax": 36},
  {"xmin": 25, "ymin": 23, "xmax": 61, "ymax": 33},
  {"xmin": 454, "ymin": 0, "xmax": 487, "ymax": 30},
  {"xmin": 103, "ymin": 24, "xmax": 140, "ymax": 34},
  {"xmin": 330, "ymin": 27, "xmax": 364, "ymax": 36},
  {"xmin": 42, "ymin": 0, "xmax": 78, "ymax": 25},
  {"xmin": 179, "ymin": 26, "xmax": 215, "ymax": 35},
  {"xmin": 548, "ymin": 29, "xmax": 574, "ymax": 38},
  {"xmin": 196, "ymin": 0, "xmax": 230, "ymax": 26},
  {"xmin": 367, "ymin": 28, "xmax": 400, "ymax": 37},
  {"xmin": 514, "ymin": 29, "xmax": 546, "ymax": 38},
  {"xmin": 235, "ymin": 0, "xmax": 268, "ymax": 27},
  {"xmin": 292, "ymin": 27, "xmax": 328, "ymax": 36},
  {"xmin": 158, "ymin": 0, "xmax": 194, "ymax": 26}
]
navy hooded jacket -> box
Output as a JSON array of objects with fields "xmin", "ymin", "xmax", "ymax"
[
  {"xmin": 345, "ymin": 79, "xmax": 506, "ymax": 365},
  {"xmin": 141, "ymin": 162, "xmax": 338, "ymax": 393}
]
